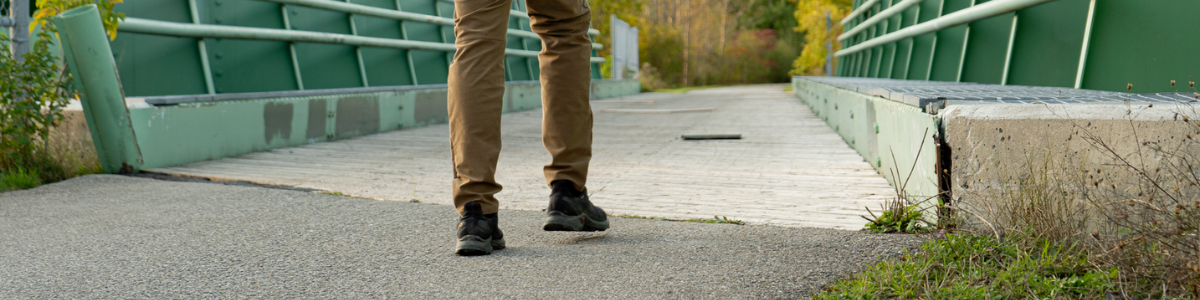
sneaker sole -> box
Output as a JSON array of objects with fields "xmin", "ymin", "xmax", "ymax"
[
  {"xmin": 543, "ymin": 211, "xmax": 609, "ymax": 232},
  {"xmin": 455, "ymin": 235, "xmax": 493, "ymax": 256}
]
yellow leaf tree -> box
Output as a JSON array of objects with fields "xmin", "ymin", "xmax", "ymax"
[
  {"xmin": 790, "ymin": 0, "xmax": 851, "ymax": 76},
  {"xmin": 32, "ymin": 0, "xmax": 125, "ymax": 40}
]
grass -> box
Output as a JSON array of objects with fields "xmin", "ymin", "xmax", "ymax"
[
  {"xmin": 784, "ymin": 85, "xmax": 793, "ymax": 92},
  {"xmin": 0, "ymin": 167, "xmax": 42, "ymax": 192},
  {"xmin": 1, "ymin": 111, "xmax": 102, "ymax": 193},
  {"xmin": 613, "ymin": 214, "xmax": 745, "ymax": 225},
  {"xmin": 322, "ymin": 191, "xmax": 346, "ymax": 196},
  {"xmin": 814, "ymin": 233, "xmax": 1117, "ymax": 299}
]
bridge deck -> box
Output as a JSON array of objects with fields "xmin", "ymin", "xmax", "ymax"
[{"xmin": 152, "ymin": 84, "xmax": 893, "ymax": 229}]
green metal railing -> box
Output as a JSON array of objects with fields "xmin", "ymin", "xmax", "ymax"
[
  {"xmin": 835, "ymin": 0, "xmax": 1200, "ymax": 93},
  {"xmin": 110, "ymin": 0, "xmax": 606, "ymax": 97}
]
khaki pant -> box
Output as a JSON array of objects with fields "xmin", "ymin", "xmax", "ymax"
[{"xmin": 448, "ymin": 0, "xmax": 594, "ymax": 215}]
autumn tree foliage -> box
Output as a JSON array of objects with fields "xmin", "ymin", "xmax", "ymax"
[
  {"xmin": 589, "ymin": 0, "xmax": 802, "ymax": 88},
  {"xmin": 790, "ymin": 0, "xmax": 852, "ymax": 76}
]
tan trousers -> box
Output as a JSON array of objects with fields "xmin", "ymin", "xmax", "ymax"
[{"xmin": 448, "ymin": 0, "xmax": 594, "ymax": 215}]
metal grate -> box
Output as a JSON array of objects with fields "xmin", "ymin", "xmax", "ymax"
[{"xmin": 803, "ymin": 77, "xmax": 1200, "ymax": 107}]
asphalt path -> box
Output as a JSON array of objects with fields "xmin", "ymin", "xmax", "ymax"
[{"xmin": 0, "ymin": 175, "xmax": 920, "ymax": 299}]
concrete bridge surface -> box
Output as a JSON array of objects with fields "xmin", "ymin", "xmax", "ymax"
[
  {"xmin": 153, "ymin": 84, "xmax": 896, "ymax": 230},
  {"xmin": 0, "ymin": 85, "xmax": 920, "ymax": 298}
]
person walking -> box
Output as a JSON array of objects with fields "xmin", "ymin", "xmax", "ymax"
[{"xmin": 448, "ymin": 0, "xmax": 609, "ymax": 256}]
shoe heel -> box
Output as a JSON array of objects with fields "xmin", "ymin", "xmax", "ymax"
[
  {"xmin": 455, "ymin": 235, "xmax": 493, "ymax": 256},
  {"xmin": 583, "ymin": 217, "xmax": 610, "ymax": 231},
  {"xmin": 543, "ymin": 211, "xmax": 584, "ymax": 231}
]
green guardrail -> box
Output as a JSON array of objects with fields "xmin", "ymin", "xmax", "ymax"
[
  {"xmin": 835, "ymin": 0, "xmax": 1200, "ymax": 93},
  {"xmin": 110, "ymin": 0, "xmax": 605, "ymax": 97},
  {"xmin": 53, "ymin": 3, "xmax": 639, "ymax": 174}
]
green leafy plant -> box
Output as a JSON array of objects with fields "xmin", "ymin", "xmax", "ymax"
[
  {"xmin": 863, "ymin": 201, "xmax": 927, "ymax": 233},
  {"xmin": 0, "ymin": 31, "xmax": 72, "ymax": 176},
  {"xmin": 32, "ymin": 0, "xmax": 125, "ymax": 39}
]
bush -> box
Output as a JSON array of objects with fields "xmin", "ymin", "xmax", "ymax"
[{"xmin": 0, "ymin": 31, "xmax": 73, "ymax": 185}]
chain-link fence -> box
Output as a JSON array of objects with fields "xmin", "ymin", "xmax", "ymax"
[
  {"xmin": 1, "ymin": 0, "xmax": 13, "ymax": 26},
  {"xmin": 2, "ymin": 0, "xmax": 30, "ymax": 59}
]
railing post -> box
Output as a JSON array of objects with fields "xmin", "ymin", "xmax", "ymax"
[
  {"xmin": 53, "ymin": 5, "xmax": 144, "ymax": 173},
  {"xmin": 11, "ymin": 0, "xmax": 30, "ymax": 60}
]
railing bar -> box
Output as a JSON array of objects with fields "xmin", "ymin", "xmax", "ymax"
[
  {"xmin": 956, "ymin": 26, "xmax": 969, "ymax": 82},
  {"xmin": 1000, "ymin": 13, "xmax": 1017, "ymax": 85},
  {"xmin": 1074, "ymin": 0, "xmax": 1096, "ymax": 89},
  {"xmin": 924, "ymin": 0, "xmax": 943, "ymax": 80},
  {"xmin": 872, "ymin": 25, "xmax": 883, "ymax": 77},
  {"xmin": 926, "ymin": 34, "xmax": 937, "ymax": 80},
  {"xmin": 885, "ymin": 16, "xmax": 899, "ymax": 78},
  {"xmin": 902, "ymin": 6, "xmax": 919, "ymax": 79},
  {"xmin": 188, "ymin": 0, "xmax": 216, "ymax": 94},
  {"xmin": 117, "ymin": 17, "xmax": 596, "ymax": 59},
  {"xmin": 346, "ymin": 1, "xmax": 370, "ymax": 87},
  {"xmin": 841, "ymin": 0, "xmax": 882, "ymax": 26},
  {"xmin": 259, "ymin": 0, "xmax": 599, "ymax": 40},
  {"xmin": 434, "ymin": 0, "xmax": 451, "ymax": 67},
  {"xmin": 838, "ymin": 0, "xmax": 923, "ymax": 41},
  {"xmin": 395, "ymin": 0, "xmax": 419, "ymax": 85},
  {"xmin": 835, "ymin": 0, "xmax": 1058, "ymax": 57},
  {"xmin": 281, "ymin": 5, "xmax": 306, "ymax": 90}
]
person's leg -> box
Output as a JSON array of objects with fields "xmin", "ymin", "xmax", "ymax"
[
  {"xmin": 448, "ymin": 0, "xmax": 513, "ymax": 255},
  {"xmin": 526, "ymin": 0, "xmax": 594, "ymax": 192},
  {"xmin": 449, "ymin": 0, "xmax": 513, "ymax": 216},
  {"xmin": 526, "ymin": 0, "xmax": 608, "ymax": 232}
]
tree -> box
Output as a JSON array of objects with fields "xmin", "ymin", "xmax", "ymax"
[{"xmin": 790, "ymin": 0, "xmax": 852, "ymax": 76}]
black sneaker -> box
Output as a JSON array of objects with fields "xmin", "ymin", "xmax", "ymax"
[
  {"xmin": 455, "ymin": 201, "xmax": 505, "ymax": 256},
  {"xmin": 543, "ymin": 180, "xmax": 609, "ymax": 231}
]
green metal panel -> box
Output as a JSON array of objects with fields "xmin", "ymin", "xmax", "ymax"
[
  {"xmin": 928, "ymin": 0, "xmax": 970, "ymax": 82},
  {"xmin": 889, "ymin": 5, "xmax": 918, "ymax": 79},
  {"xmin": 959, "ymin": 5, "xmax": 1013, "ymax": 85},
  {"xmin": 110, "ymin": 1, "xmax": 207, "ymax": 97},
  {"xmin": 203, "ymin": 0, "xmax": 300, "ymax": 93},
  {"xmin": 288, "ymin": 5, "xmax": 365, "ymax": 89},
  {"xmin": 1005, "ymin": 0, "xmax": 1087, "ymax": 88},
  {"xmin": 877, "ymin": 20, "xmax": 897, "ymax": 78},
  {"xmin": 398, "ymin": 0, "xmax": 449, "ymax": 85},
  {"xmin": 904, "ymin": 0, "xmax": 941, "ymax": 80},
  {"xmin": 1083, "ymin": 0, "xmax": 1200, "ymax": 93},
  {"xmin": 351, "ymin": 0, "xmax": 416, "ymax": 86}
]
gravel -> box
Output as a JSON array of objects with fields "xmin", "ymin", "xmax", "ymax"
[{"xmin": 0, "ymin": 175, "xmax": 921, "ymax": 299}]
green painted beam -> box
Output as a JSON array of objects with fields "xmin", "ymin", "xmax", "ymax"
[
  {"xmin": 130, "ymin": 80, "xmax": 640, "ymax": 170},
  {"xmin": 793, "ymin": 77, "xmax": 940, "ymax": 216},
  {"xmin": 54, "ymin": 5, "xmax": 145, "ymax": 173}
]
